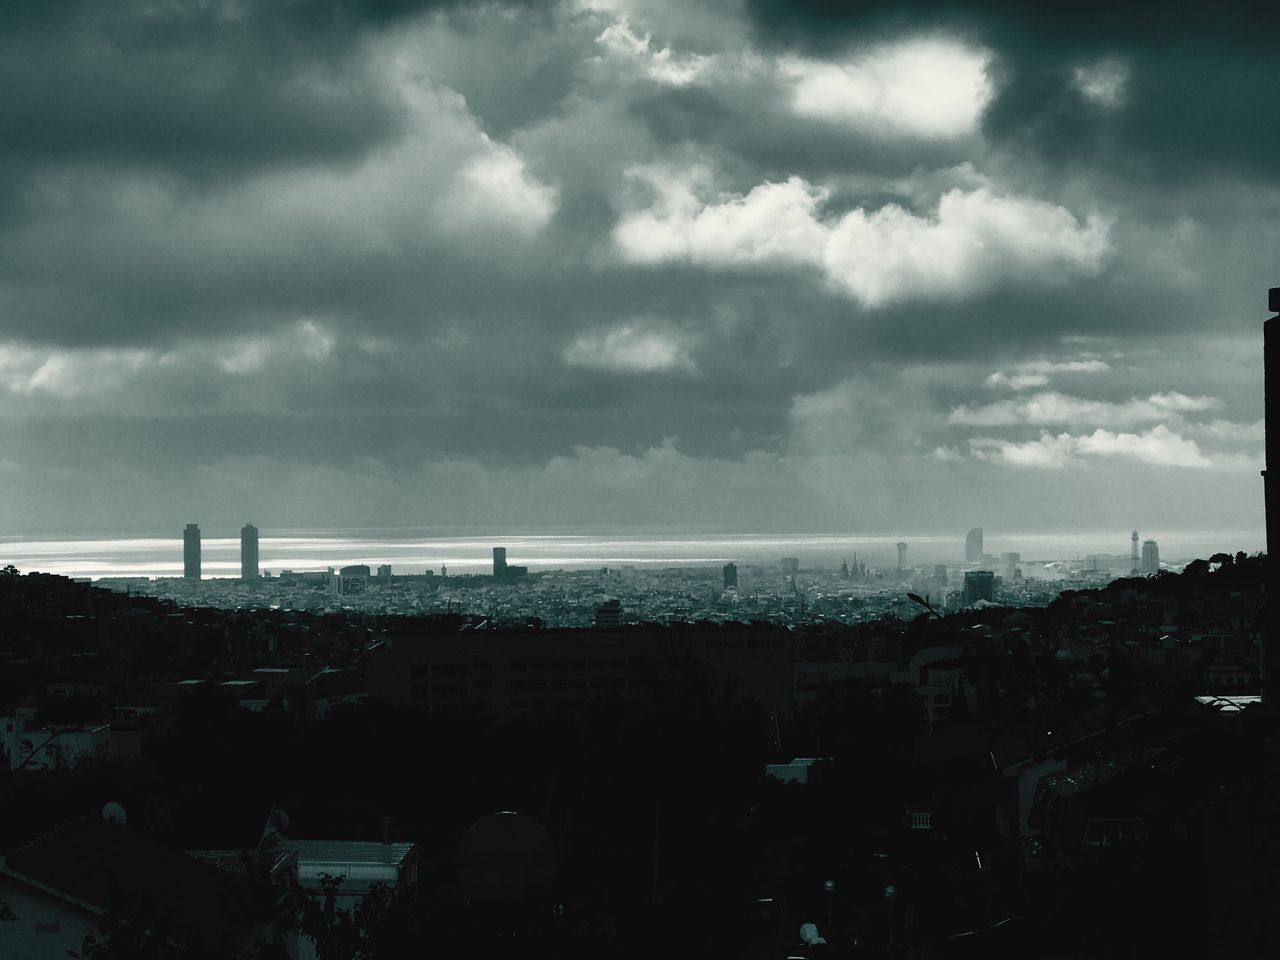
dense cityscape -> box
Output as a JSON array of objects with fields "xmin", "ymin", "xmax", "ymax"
[
  {"xmin": 1, "ymin": 518, "xmax": 1274, "ymax": 958},
  {"xmin": 93, "ymin": 525, "xmax": 1171, "ymax": 629}
]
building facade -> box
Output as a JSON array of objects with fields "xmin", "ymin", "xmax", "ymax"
[
  {"xmin": 1142, "ymin": 540, "xmax": 1160, "ymax": 576},
  {"xmin": 963, "ymin": 570, "xmax": 995, "ymax": 606},
  {"xmin": 966, "ymin": 528, "xmax": 983, "ymax": 563},
  {"xmin": 723, "ymin": 562, "xmax": 738, "ymax": 590},
  {"xmin": 1, "ymin": 709, "xmax": 109, "ymax": 771}
]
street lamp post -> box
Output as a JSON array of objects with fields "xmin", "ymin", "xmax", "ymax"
[
  {"xmin": 824, "ymin": 880, "xmax": 834, "ymax": 930},
  {"xmin": 884, "ymin": 884, "xmax": 898, "ymax": 948}
]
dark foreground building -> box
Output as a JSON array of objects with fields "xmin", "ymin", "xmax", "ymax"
[{"xmin": 367, "ymin": 618, "xmax": 797, "ymax": 719}]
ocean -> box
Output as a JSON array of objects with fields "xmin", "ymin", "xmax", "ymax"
[{"xmin": 0, "ymin": 528, "xmax": 1264, "ymax": 581}]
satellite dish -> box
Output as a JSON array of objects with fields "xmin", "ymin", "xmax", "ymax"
[{"xmin": 102, "ymin": 802, "xmax": 127, "ymax": 826}]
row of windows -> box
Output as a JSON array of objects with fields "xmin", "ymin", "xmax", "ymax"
[
  {"xmin": 703, "ymin": 639, "xmax": 785, "ymax": 650},
  {"xmin": 409, "ymin": 683, "xmax": 635, "ymax": 703},
  {"xmin": 512, "ymin": 658, "xmax": 628, "ymax": 670},
  {"xmin": 412, "ymin": 677, "xmax": 636, "ymax": 697},
  {"xmin": 410, "ymin": 658, "xmax": 637, "ymax": 675},
  {"xmin": 511, "ymin": 698, "xmax": 589, "ymax": 709}
]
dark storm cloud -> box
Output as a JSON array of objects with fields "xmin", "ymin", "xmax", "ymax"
[
  {"xmin": 743, "ymin": 0, "xmax": 1280, "ymax": 182},
  {"xmin": 0, "ymin": 0, "xmax": 1269, "ymax": 537},
  {"xmin": 0, "ymin": 2, "xmax": 408, "ymax": 185}
]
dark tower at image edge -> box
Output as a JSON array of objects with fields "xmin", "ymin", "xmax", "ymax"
[{"xmin": 1264, "ymin": 287, "xmax": 1280, "ymax": 705}]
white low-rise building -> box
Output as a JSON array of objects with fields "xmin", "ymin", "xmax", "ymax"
[{"xmin": 0, "ymin": 708, "xmax": 109, "ymax": 771}]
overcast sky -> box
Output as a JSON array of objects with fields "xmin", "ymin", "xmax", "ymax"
[{"xmin": 0, "ymin": 0, "xmax": 1274, "ymax": 538}]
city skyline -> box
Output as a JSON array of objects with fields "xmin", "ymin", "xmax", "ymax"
[
  {"xmin": 0, "ymin": 2, "xmax": 1271, "ymax": 541},
  {"xmin": 24, "ymin": 522, "xmax": 1208, "ymax": 583}
]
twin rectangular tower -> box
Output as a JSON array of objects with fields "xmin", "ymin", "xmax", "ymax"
[{"xmin": 181, "ymin": 523, "xmax": 259, "ymax": 581}]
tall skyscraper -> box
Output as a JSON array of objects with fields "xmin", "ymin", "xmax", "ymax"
[
  {"xmin": 183, "ymin": 523, "xmax": 201, "ymax": 580},
  {"xmin": 240, "ymin": 523, "xmax": 259, "ymax": 580},
  {"xmin": 1131, "ymin": 530, "xmax": 1140, "ymax": 574},
  {"xmin": 896, "ymin": 542, "xmax": 907, "ymax": 569},
  {"xmin": 965, "ymin": 527, "xmax": 983, "ymax": 563},
  {"xmin": 1003, "ymin": 552, "xmax": 1021, "ymax": 580},
  {"xmin": 723, "ymin": 562, "xmax": 738, "ymax": 590},
  {"xmin": 493, "ymin": 546, "xmax": 507, "ymax": 579},
  {"xmin": 1142, "ymin": 539, "xmax": 1160, "ymax": 575}
]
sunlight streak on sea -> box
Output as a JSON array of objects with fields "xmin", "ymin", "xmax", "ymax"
[{"xmin": 0, "ymin": 529, "xmax": 1264, "ymax": 581}]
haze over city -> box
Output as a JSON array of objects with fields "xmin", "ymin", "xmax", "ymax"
[{"xmin": 0, "ymin": 0, "xmax": 1271, "ymax": 539}]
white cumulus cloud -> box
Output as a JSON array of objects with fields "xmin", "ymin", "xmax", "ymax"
[
  {"xmin": 614, "ymin": 168, "xmax": 1113, "ymax": 307},
  {"xmin": 948, "ymin": 391, "xmax": 1218, "ymax": 428},
  {"xmin": 971, "ymin": 425, "xmax": 1214, "ymax": 469},
  {"xmin": 0, "ymin": 344, "xmax": 160, "ymax": 398},
  {"xmin": 563, "ymin": 323, "xmax": 695, "ymax": 373},
  {"xmin": 1072, "ymin": 56, "xmax": 1131, "ymax": 108},
  {"xmin": 779, "ymin": 38, "xmax": 993, "ymax": 139},
  {"xmin": 217, "ymin": 320, "xmax": 338, "ymax": 375},
  {"xmin": 594, "ymin": 18, "xmax": 711, "ymax": 86},
  {"xmin": 448, "ymin": 144, "xmax": 559, "ymax": 236},
  {"xmin": 984, "ymin": 358, "xmax": 1111, "ymax": 390}
]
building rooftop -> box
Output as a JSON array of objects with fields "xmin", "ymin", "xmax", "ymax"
[
  {"xmin": 277, "ymin": 839, "xmax": 415, "ymax": 866},
  {"xmin": 1195, "ymin": 695, "xmax": 1262, "ymax": 713}
]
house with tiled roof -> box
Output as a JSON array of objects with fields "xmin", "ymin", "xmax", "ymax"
[{"xmin": 0, "ymin": 813, "xmax": 292, "ymax": 959}]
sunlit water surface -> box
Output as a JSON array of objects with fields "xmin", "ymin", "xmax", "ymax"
[{"xmin": 0, "ymin": 528, "xmax": 1262, "ymax": 580}]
